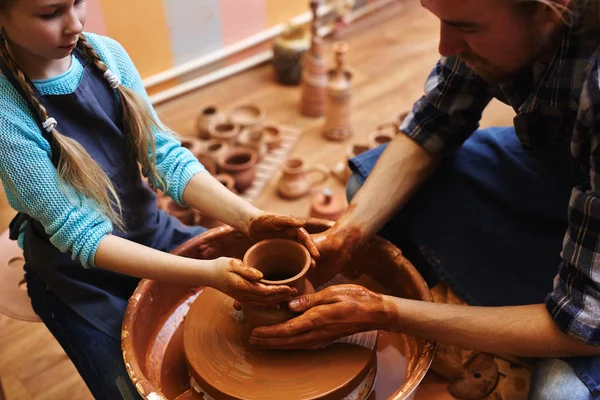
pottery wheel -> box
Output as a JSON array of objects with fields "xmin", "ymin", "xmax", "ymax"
[{"xmin": 183, "ymin": 288, "xmax": 378, "ymax": 400}]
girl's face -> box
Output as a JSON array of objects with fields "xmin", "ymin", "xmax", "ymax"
[{"xmin": 0, "ymin": 0, "xmax": 86, "ymax": 75}]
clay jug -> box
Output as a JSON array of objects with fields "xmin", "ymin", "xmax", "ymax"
[
  {"xmin": 277, "ymin": 157, "xmax": 329, "ymax": 199},
  {"xmin": 241, "ymin": 238, "xmax": 313, "ymax": 328},
  {"xmin": 217, "ymin": 147, "xmax": 258, "ymax": 193}
]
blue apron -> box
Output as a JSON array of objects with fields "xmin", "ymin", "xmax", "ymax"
[
  {"xmin": 349, "ymin": 127, "xmax": 600, "ymax": 394},
  {"xmin": 1, "ymin": 46, "xmax": 204, "ymax": 341}
]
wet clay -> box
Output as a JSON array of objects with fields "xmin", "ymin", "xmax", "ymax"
[
  {"xmin": 183, "ymin": 287, "xmax": 377, "ymax": 399},
  {"xmin": 122, "ymin": 221, "xmax": 436, "ymax": 400}
]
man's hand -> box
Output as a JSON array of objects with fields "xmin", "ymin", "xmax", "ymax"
[{"xmin": 248, "ymin": 284, "xmax": 395, "ymax": 350}]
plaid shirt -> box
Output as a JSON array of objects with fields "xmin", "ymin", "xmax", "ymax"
[{"xmin": 400, "ymin": 0, "xmax": 600, "ymax": 345}]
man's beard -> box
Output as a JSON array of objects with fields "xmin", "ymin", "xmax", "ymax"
[{"xmin": 458, "ymin": 52, "xmax": 510, "ymax": 84}]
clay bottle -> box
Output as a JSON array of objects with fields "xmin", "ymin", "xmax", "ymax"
[
  {"xmin": 299, "ymin": 0, "xmax": 327, "ymax": 117},
  {"xmin": 323, "ymin": 41, "xmax": 353, "ymax": 141}
]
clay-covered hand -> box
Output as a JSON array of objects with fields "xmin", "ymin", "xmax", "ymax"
[
  {"xmin": 249, "ymin": 284, "xmax": 394, "ymax": 350},
  {"xmin": 246, "ymin": 212, "xmax": 320, "ymax": 266},
  {"xmin": 308, "ymin": 226, "xmax": 363, "ymax": 282},
  {"xmin": 210, "ymin": 257, "xmax": 298, "ymax": 307}
]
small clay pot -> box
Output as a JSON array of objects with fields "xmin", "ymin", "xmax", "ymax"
[
  {"xmin": 241, "ymin": 238, "xmax": 314, "ymax": 328},
  {"xmin": 309, "ymin": 188, "xmax": 347, "ymax": 221},
  {"xmin": 164, "ymin": 198, "xmax": 196, "ymax": 226},
  {"xmin": 368, "ymin": 130, "xmax": 395, "ymax": 149},
  {"xmin": 236, "ymin": 128, "xmax": 268, "ymax": 160},
  {"xmin": 258, "ymin": 124, "xmax": 283, "ymax": 151},
  {"xmin": 277, "ymin": 157, "xmax": 329, "ymax": 199},
  {"xmin": 208, "ymin": 122, "xmax": 241, "ymax": 145},
  {"xmin": 228, "ymin": 103, "xmax": 266, "ymax": 128},
  {"xmin": 180, "ymin": 137, "xmax": 204, "ymax": 160},
  {"xmin": 217, "ymin": 147, "xmax": 258, "ymax": 193},
  {"xmin": 196, "ymin": 106, "xmax": 226, "ymax": 139},
  {"xmin": 203, "ymin": 139, "xmax": 229, "ymax": 168},
  {"xmin": 215, "ymin": 173, "xmax": 237, "ymax": 194}
]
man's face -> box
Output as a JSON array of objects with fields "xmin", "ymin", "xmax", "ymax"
[{"xmin": 422, "ymin": 0, "xmax": 561, "ymax": 83}]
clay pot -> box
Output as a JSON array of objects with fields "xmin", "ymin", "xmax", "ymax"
[
  {"xmin": 309, "ymin": 188, "xmax": 347, "ymax": 221},
  {"xmin": 217, "ymin": 147, "xmax": 258, "ymax": 193},
  {"xmin": 228, "ymin": 103, "xmax": 266, "ymax": 128},
  {"xmin": 276, "ymin": 157, "xmax": 329, "ymax": 199},
  {"xmin": 272, "ymin": 23, "xmax": 311, "ymax": 85},
  {"xmin": 236, "ymin": 127, "xmax": 268, "ymax": 160},
  {"xmin": 196, "ymin": 106, "xmax": 225, "ymax": 139},
  {"xmin": 164, "ymin": 197, "xmax": 196, "ymax": 226},
  {"xmin": 180, "ymin": 137, "xmax": 204, "ymax": 160},
  {"xmin": 241, "ymin": 239, "xmax": 313, "ymax": 328},
  {"xmin": 203, "ymin": 139, "xmax": 229, "ymax": 168},
  {"xmin": 258, "ymin": 124, "xmax": 283, "ymax": 151},
  {"xmin": 368, "ymin": 129, "xmax": 395, "ymax": 149},
  {"xmin": 208, "ymin": 121, "xmax": 240, "ymax": 145}
]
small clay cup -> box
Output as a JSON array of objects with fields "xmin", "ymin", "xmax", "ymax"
[
  {"xmin": 228, "ymin": 103, "xmax": 266, "ymax": 128},
  {"xmin": 208, "ymin": 121, "xmax": 241, "ymax": 145},
  {"xmin": 258, "ymin": 124, "xmax": 283, "ymax": 151},
  {"xmin": 217, "ymin": 147, "xmax": 258, "ymax": 193},
  {"xmin": 196, "ymin": 106, "xmax": 225, "ymax": 139},
  {"xmin": 203, "ymin": 139, "xmax": 229, "ymax": 168},
  {"xmin": 236, "ymin": 128, "xmax": 267, "ymax": 160},
  {"xmin": 180, "ymin": 137, "xmax": 204, "ymax": 159},
  {"xmin": 241, "ymin": 239, "xmax": 313, "ymax": 328}
]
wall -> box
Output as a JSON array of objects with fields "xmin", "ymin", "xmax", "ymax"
[{"xmin": 85, "ymin": 0, "xmax": 379, "ymax": 92}]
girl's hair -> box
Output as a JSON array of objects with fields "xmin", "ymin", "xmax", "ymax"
[{"xmin": 0, "ymin": 29, "xmax": 166, "ymax": 230}]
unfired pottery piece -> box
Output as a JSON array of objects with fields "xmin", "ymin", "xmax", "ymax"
[
  {"xmin": 217, "ymin": 147, "xmax": 258, "ymax": 193},
  {"xmin": 258, "ymin": 124, "xmax": 283, "ymax": 151},
  {"xmin": 310, "ymin": 188, "xmax": 347, "ymax": 221},
  {"xmin": 277, "ymin": 157, "xmax": 329, "ymax": 199},
  {"xmin": 208, "ymin": 122, "xmax": 241, "ymax": 145},
  {"xmin": 228, "ymin": 103, "xmax": 266, "ymax": 128},
  {"xmin": 236, "ymin": 128, "xmax": 268, "ymax": 161},
  {"xmin": 203, "ymin": 139, "xmax": 229, "ymax": 168},
  {"xmin": 197, "ymin": 106, "xmax": 226, "ymax": 139},
  {"xmin": 323, "ymin": 42, "xmax": 353, "ymax": 142},
  {"xmin": 241, "ymin": 239, "xmax": 313, "ymax": 328},
  {"xmin": 180, "ymin": 137, "xmax": 204, "ymax": 160},
  {"xmin": 300, "ymin": 0, "xmax": 328, "ymax": 117}
]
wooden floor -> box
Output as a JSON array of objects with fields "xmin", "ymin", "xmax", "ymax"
[{"xmin": 0, "ymin": 1, "xmax": 514, "ymax": 399}]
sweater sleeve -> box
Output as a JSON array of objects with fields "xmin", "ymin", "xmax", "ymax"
[
  {"xmin": 83, "ymin": 33, "xmax": 207, "ymax": 205},
  {"xmin": 0, "ymin": 85, "xmax": 113, "ymax": 268}
]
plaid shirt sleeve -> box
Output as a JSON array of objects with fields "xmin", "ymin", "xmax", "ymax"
[
  {"xmin": 546, "ymin": 55, "xmax": 600, "ymax": 345},
  {"xmin": 400, "ymin": 55, "xmax": 494, "ymax": 155}
]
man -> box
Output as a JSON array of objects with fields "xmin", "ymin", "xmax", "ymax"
[{"xmin": 249, "ymin": 0, "xmax": 600, "ymax": 398}]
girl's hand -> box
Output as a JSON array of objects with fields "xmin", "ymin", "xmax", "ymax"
[
  {"xmin": 209, "ymin": 257, "xmax": 298, "ymax": 306},
  {"xmin": 246, "ymin": 212, "xmax": 320, "ymax": 267}
]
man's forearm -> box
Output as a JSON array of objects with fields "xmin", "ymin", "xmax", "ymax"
[
  {"xmin": 384, "ymin": 298, "xmax": 600, "ymax": 358},
  {"xmin": 336, "ymin": 133, "xmax": 439, "ymax": 242}
]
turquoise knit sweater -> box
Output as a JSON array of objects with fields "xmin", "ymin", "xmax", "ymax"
[{"xmin": 0, "ymin": 33, "xmax": 205, "ymax": 268}]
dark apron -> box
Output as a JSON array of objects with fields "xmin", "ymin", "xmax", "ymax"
[
  {"xmin": 349, "ymin": 126, "xmax": 600, "ymax": 394},
  {"xmin": 1, "ymin": 46, "xmax": 204, "ymax": 340}
]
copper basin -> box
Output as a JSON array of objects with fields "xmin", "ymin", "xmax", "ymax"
[{"xmin": 122, "ymin": 219, "xmax": 436, "ymax": 400}]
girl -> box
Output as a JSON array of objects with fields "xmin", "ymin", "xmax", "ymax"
[{"xmin": 0, "ymin": 0, "xmax": 318, "ymax": 398}]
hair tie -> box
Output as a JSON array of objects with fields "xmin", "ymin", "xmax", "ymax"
[
  {"xmin": 42, "ymin": 117, "xmax": 57, "ymax": 132},
  {"xmin": 103, "ymin": 69, "xmax": 121, "ymax": 89}
]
